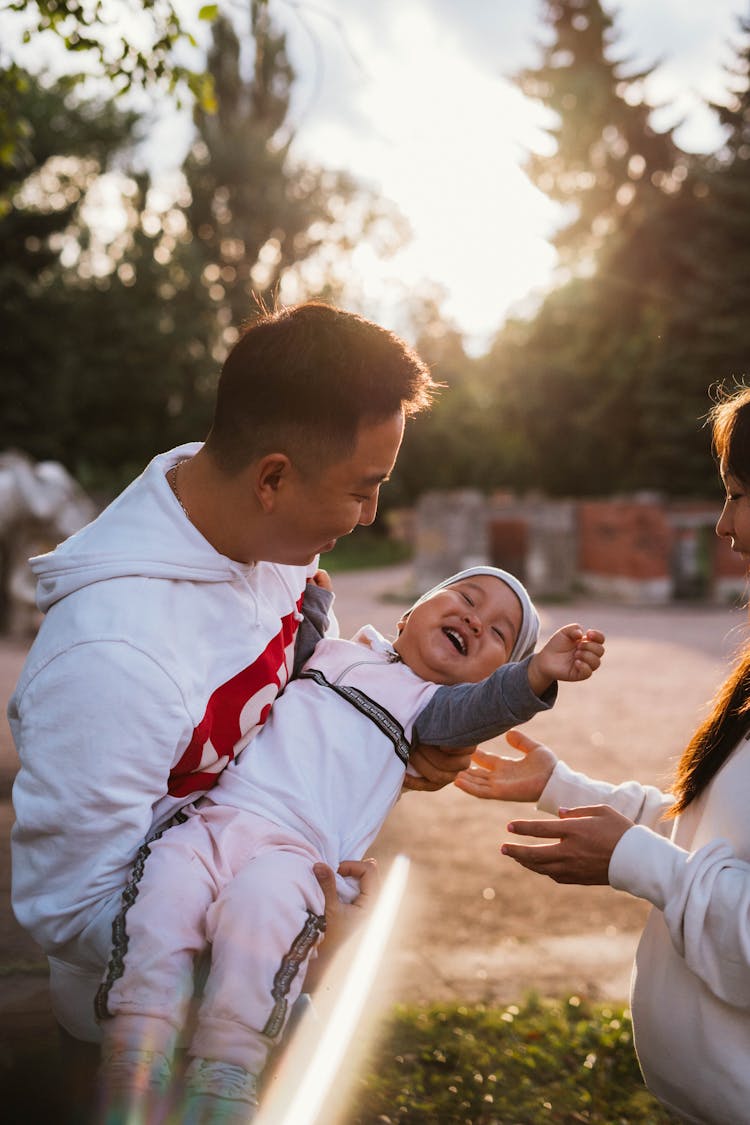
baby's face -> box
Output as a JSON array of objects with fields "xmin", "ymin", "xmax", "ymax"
[{"xmin": 393, "ymin": 575, "xmax": 523, "ymax": 685}]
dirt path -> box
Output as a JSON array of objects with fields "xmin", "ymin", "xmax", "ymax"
[{"xmin": 1, "ymin": 564, "xmax": 745, "ymax": 1038}]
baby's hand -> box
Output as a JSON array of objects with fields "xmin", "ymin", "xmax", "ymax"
[
  {"xmin": 527, "ymin": 625, "xmax": 605, "ymax": 695},
  {"xmin": 311, "ymin": 568, "xmax": 333, "ymax": 591}
]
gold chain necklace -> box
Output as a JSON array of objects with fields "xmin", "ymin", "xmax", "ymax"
[{"xmin": 168, "ymin": 460, "xmax": 193, "ymax": 525}]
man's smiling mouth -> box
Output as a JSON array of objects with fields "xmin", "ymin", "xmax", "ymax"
[{"xmin": 442, "ymin": 627, "xmax": 467, "ymax": 655}]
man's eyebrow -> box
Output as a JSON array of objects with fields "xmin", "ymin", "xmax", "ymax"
[{"xmin": 358, "ymin": 472, "xmax": 392, "ymax": 487}]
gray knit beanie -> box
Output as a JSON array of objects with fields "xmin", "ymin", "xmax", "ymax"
[{"xmin": 407, "ymin": 565, "xmax": 539, "ymax": 662}]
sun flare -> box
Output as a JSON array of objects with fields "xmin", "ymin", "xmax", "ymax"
[{"xmin": 289, "ymin": 5, "xmax": 558, "ymax": 346}]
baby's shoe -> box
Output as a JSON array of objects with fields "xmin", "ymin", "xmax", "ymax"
[
  {"xmin": 183, "ymin": 1057, "xmax": 259, "ymax": 1125},
  {"xmin": 97, "ymin": 1044, "xmax": 172, "ymax": 1124}
]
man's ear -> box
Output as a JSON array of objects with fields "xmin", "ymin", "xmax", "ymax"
[
  {"xmin": 255, "ymin": 453, "xmax": 293, "ymax": 513},
  {"xmin": 395, "ymin": 615, "xmax": 408, "ymax": 635}
]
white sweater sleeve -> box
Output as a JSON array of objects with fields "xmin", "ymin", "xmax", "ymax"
[
  {"xmin": 609, "ymin": 827, "xmax": 750, "ymax": 1009},
  {"xmin": 10, "ymin": 641, "xmax": 193, "ymax": 967},
  {"xmin": 538, "ymin": 759, "xmax": 674, "ymax": 830},
  {"xmin": 540, "ymin": 762, "xmax": 750, "ymax": 1010}
]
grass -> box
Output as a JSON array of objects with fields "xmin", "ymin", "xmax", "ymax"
[
  {"xmin": 347, "ymin": 995, "xmax": 680, "ymax": 1124},
  {"xmin": 323, "ymin": 530, "xmax": 412, "ymax": 573},
  {"xmin": 1, "ymin": 993, "xmax": 681, "ymax": 1124}
]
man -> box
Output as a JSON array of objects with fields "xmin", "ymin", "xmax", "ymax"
[{"xmin": 9, "ymin": 302, "xmax": 471, "ymax": 1112}]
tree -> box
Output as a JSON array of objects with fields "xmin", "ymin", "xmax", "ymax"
[
  {"xmin": 181, "ymin": 8, "xmax": 409, "ymax": 350},
  {"xmin": 483, "ymin": 0, "xmax": 719, "ymax": 497},
  {"xmin": 388, "ymin": 313, "xmax": 486, "ymax": 505},
  {"xmin": 0, "ymin": 66, "xmax": 140, "ymax": 465},
  {"xmin": 682, "ymin": 15, "xmax": 750, "ymax": 387},
  {"xmin": 0, "ymin": 0, "xmax": 214, "ymax": 164},
  {"xmin": 54, "ymin": 180, "xmax": 219, "ymax": 491},
  {"xmin": 609, "ymin": 14, "xmax": 750, "ymax": 494},
  {"xmin": 0, "ymin": 66, "xmax": 220, "ymax": 491},
  {"xmin": 516, "ymin": 0, "xmax": 683, "ymax": 271},
  {"xmin": 2, "ymin": 6, "xmax": 414, "ymax": 494}
]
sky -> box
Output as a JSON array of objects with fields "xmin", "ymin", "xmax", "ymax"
[
  {"xmin": 6, "ymin": 0, "xmax": 750, "ymax": 349},
  {"xmin": 263, "ymin": 0, "xmax": 748, "ymax": 348}
]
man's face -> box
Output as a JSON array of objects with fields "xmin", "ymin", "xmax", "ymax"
[
  {"xmin": 393, "ymin": 575, "xmax": 523, "ymax": 685},
  {"xmin": 270, "ymin": 410, "xmax": 406, "ymax": 566}
]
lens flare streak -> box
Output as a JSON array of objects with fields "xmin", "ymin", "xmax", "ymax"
[{"xmin": 256, "ymin": 853, "xmax": 411, "ymax": 1125}]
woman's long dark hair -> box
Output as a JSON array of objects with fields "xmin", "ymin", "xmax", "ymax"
[{"xmin": 671, "ymin": 385, "xmax": 750, "ymax": 815}]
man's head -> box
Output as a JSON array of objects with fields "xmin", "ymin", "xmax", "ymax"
[
  {"xmin": 204, "ymin": 302, "xmax": 436, "ymax": 476},
  {"xmin": 195, "ymin": 302, "xmax": 437, "ymax": 565},
  {"xmin": 393, "ymin": 566, "xmax": 540, "ymax": 685}
]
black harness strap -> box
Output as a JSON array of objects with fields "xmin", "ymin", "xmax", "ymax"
[{"xmin": 298, "ymin": 668, "xmax": 411, "ymax": 767}]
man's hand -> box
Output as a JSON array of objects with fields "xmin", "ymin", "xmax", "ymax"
[
  {"xmin": 305, "ymin": 858, "xmax": 380, "ymax": 989},
  {"xmin": 454, "ymin": 728, "xmax": 557, "ymax": 803},
  {"xmin": 500, "ymin": 804, "xmax": 633, "ymax": 885},
  {"xmin": 527, "ymin": 625, "xmax": 605, "ymax": 696},
  {"xmin": 404, "ymin": 743, "xmax": 475, "ymax": 792}
]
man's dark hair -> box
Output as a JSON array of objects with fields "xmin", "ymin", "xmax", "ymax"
[{"xmin": 204, "ymin": 302, "xmax": 437, "ymax": 474}]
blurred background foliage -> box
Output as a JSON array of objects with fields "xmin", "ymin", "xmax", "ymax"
[{"xmin": 2, "ymin": 0, "xmax": 750, "ymax": 502}]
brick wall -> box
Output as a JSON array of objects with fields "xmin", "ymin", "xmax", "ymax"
[
  {"xmin": 412, "ymin": 492, "xmax": 748, "ymax": 604},
  {"xmin": 577, "ymin": 499, "xmax": 672, "ymax": 603}
]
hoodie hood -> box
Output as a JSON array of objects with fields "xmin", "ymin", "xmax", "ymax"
[{"xmin": 31, "ymin": 444, "xmax": 252, "ymax": 613}]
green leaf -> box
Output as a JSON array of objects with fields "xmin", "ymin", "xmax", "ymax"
[{"xmin": 198, "ymin": 4, "xmax": 218, "ymax": 19}]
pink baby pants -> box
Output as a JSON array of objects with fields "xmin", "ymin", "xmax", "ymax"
[{"xmin": 99, "ymin": 803, "xmax": 326, "ymax": 1073}]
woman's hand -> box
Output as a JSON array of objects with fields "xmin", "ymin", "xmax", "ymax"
[
  {"xmin": 404, "ymin": 743, "xmax": 475, "ymax": 791},
  {"xmin": 501, "ymin": 804, "xmax": 634, "ymax": 885},
  {"xmin": 454, "ymin": 729, "xmax": 557, "ymax": 803},
  {"xmin": 305, "ymin": 858, "xmax": 380, "ymax": 989}
]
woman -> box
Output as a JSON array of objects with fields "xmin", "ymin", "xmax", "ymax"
[{"xmin": 455, "ymin": 385, "xmax": 750, "ymax": 1125}]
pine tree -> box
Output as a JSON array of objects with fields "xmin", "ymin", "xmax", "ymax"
[
  {"xmin": 690, "ymin": 14, "xmax": 750, "ymax": 384},
  {"xmin": 491, "ymin": 0, "xmax": 718, "ymax": 496},
  {"xmin": 627, "ymin": 14, "xmax": 750, "ymax": 495},
  {"xmin": 182, "ymin": 7, "xmax": 408, "ymax": 351},
  {"xmin": 516, "ymin": 0, "xmax": 683, "ymax": 270}
]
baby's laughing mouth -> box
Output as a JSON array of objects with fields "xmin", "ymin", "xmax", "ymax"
[{"xmin": 442, "ymin": 627, "xmax": 467, "ymax": 655}]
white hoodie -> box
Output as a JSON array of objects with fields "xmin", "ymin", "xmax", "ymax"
[
  {"xmin": 9, "ymin": 443, "xmax": 316, "ymax": 1040},
  {"xmin": 540, "ymin": 744, "xmax": 750, "ymax": 1125}
]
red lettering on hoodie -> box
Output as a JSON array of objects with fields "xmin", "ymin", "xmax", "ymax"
[{"xmin": 167, "ymin": 607, "xmax": 301, "ymax": 797}]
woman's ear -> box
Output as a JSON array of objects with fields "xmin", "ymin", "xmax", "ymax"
[{"xmin": 395, "ymin": 613, "xmax": 409, "ymax": 635}]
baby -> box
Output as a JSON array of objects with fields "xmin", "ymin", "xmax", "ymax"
[{"xmin": 96, "ymin": 565, "xmax": 604, "ymax": 1124}]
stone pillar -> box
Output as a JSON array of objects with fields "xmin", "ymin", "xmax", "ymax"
[
  {"xmin": 526, "ymin": 501, "xmax": 577, "ymax": 599},
  {"xmin": 412, "ymin": 490, "xmax": 489, "ymax": 593}
]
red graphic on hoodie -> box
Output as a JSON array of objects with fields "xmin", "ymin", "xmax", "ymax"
[{"xmin": 167, "ymin": 606, "xmax": 301, "ymax": 797}]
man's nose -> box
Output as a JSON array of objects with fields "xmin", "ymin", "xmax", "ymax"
[{"xmin": 358, "ymin": 493, "xmax": 378, "ymax": 526}]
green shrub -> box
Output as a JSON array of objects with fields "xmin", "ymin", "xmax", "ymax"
[
  {"xmin": 324, "ymin": 532, "xmax": 412, "ymax": 572},
  {"xmin": 348, "ymin": 996, "xmax": 679, "ymax": 1124}
]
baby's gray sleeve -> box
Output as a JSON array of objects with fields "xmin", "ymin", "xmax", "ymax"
[
  {"xmin": 412, "ymin": 656, "xmax": 557, "ymax": 748},
  {"xmin": 292, "ymin": 583, "xmax": 334, "ymax": 677}
]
